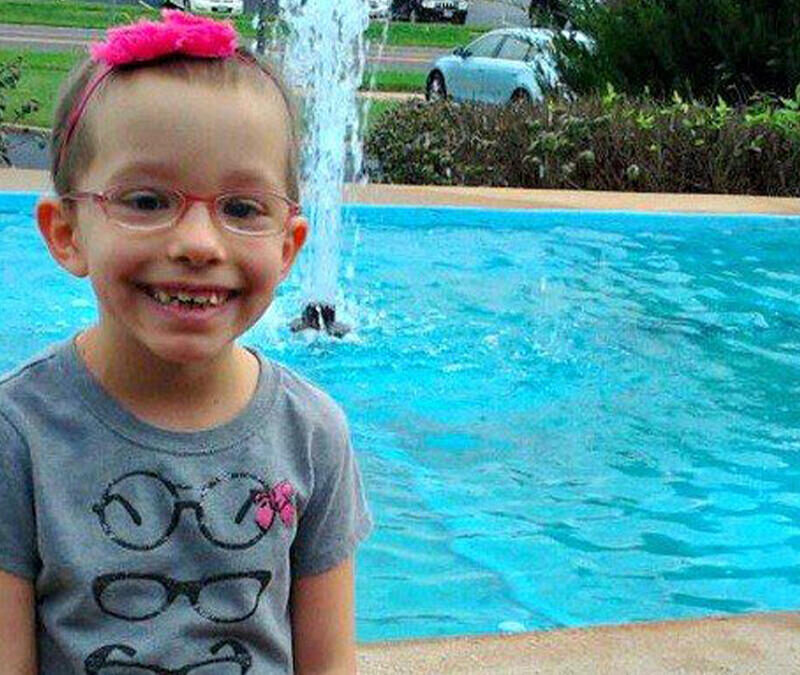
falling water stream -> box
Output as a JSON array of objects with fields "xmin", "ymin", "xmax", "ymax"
[{"xmin": 276, "ymin": 0, "xmax": 373, "ymax": 311}]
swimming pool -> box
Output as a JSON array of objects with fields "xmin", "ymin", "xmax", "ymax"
[{"xmin": 2, "ymin": 191, "xmax": 800, "ymax": 642}]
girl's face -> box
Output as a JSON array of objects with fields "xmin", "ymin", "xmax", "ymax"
[{"xmin": 58, "ymin": 70, "xmax": 307, "ymax": 365}]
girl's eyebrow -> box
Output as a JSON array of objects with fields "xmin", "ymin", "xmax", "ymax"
[
  {"xmin": 105, "ymin": 164, "xmax": 285, "ymax": 192},
  {"xmin": 221, "ymin": 168, "xmax": 285, "ymax": 192},
  {"xmin": 106, "ymin": 162, "xmax": 179, "ymax": 184}
]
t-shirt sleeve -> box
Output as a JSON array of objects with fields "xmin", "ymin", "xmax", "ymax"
[
  {"xmin": 0, "ymin": 412, "xmax": 38, "ymax": 580},
  {"xmin": 291, "ymin": 405, "xmax": 372, "ymax": 577}
]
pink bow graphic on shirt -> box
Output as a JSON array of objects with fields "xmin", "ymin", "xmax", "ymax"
[{"xmin": 253, "ymin": 481, "xmax": 296, "ymax": 531}]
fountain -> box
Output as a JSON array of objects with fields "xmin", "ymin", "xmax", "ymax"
[{"xmin": 274, "ymin": 0, "xmax": 374, "ymax": 338}]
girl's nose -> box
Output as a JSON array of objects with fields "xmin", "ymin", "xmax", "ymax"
[{"xmin": 165, "ymin": 201, "xmax": 227, "ymax": 267}]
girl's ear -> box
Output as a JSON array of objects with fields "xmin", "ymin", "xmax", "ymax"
[
  {"xmin": 279, "ymin": 215, "xmax": 308, "ymax": 282},
  {"xmin": 36, "ymin": 198, "xmax": 89, "ymax": 278}
]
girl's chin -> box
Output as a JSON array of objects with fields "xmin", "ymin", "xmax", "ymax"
[{"xmin": 140, "ymin": 334, "xmax": 236, "ymax": 366}]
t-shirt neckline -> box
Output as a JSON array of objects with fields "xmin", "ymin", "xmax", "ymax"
[{"xmin": 55, "ymin": 332, "xmax": 278, "ymax": 455}]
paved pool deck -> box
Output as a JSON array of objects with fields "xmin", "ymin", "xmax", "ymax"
[
  {"xmin": 3, "ymin": 167, "xmax": 800, "ymax": 673},
  {"xmin": 358, "ymin": 612, "xmax": 800, "ymax": 674},
  {"xmin": 4, "ymin": 168, "xmax": 799, "ymax": 214}
]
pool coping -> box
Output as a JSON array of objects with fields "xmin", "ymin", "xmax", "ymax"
[
  {"xmin": 3, "ymin": 167, "xmax": 800, "ymax": 672},
  {"xmin": 343, "ymin": 183, "xmax": 800, "ymax": 215},
  {"xmin": 2, "ymin": 168, "xmax": 800, "ymax": 214},
  {"xmin": 358, "ymin": 612, "xmax": 800, "ymax": 673}
]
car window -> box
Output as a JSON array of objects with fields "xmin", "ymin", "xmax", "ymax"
[
  {"xmin": 497, "ymin": 37, "xmax": 532, "ymax": 62},
  {"xmin": 467, "ymin": 34, "xmax": 505, "ymax": 58}
]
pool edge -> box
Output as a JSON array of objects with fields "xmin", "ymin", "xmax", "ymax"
[
  {"xmin": 357, "ymin": 611, "xmax": 800, "ymax": 673},
  {"xmin": 343, "ymin": 183, "xmax": 800, "ymax": 215},
  {"xmin": 2, "ymin": 168, "xmax": 799, "ymax": 215}
]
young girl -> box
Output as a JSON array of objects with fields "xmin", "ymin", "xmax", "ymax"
[{"xmin": 0, "ymin": 10, "xmax": 371, "ymax": 674}]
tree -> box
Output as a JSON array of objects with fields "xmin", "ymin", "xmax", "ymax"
[
  {"xmin": 529, "ymin": 0, "xmax": 571, "ymax": 28},
  {"xmin": 560, "ymin": 0, "xmax": 800, "ymax": 102}
]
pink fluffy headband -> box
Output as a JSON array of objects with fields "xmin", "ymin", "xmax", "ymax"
[{"xmin": 56, "ymin": 9, "xmax": 240, "ymax": 177}]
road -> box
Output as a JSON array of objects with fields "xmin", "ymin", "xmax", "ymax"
[
  {"xmin": 73, "ymin": 0, "xmax": 530, "ymax": 27},
  {"xmin": 0, "ymin": 23, "xmax": 451, "ymax": 72},
  {"xmin": 0, "ymin": 0, "xmax": 529, "ymax": 70},
  {"xmin": 467, "ymin": 0, "xmax": 528, "ymax": 27}
]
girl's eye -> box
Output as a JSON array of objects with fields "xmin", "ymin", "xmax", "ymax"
[
  {"xmin": 116, "ymin": 189, "xmax": 173, "ymax": 212},
  {"xmin": 221, "ymin": 197, "xmax": 268, "ymax": 220}
]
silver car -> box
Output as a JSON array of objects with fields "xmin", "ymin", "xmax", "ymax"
[
  {"xmin": 425, "ymin": 27, "xmax": 592, "ymax": 105},
  {"xmin": 163, "ymin": 0, "xmax": 243, "ymax": 15}
]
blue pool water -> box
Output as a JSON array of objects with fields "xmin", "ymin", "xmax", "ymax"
[{"xmin": 2, "ymin": 192, "xmax": 800, "ymax": 641}]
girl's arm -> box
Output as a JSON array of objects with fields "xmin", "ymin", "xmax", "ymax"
[
  {"xmin": 0, "ymin": 570, "xmax": 37, "ymax": 674},
  {"xmin": 291, "ymin": 557, "xmax": 357, "ymax": 675}
]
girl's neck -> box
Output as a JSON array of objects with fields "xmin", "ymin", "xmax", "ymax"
[{"xmin": 75, "ymin": 325, "xmax": 260, "ymax": 432}]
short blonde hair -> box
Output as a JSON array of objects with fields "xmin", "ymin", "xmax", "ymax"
[{"xmin": 50, "ymin": 48, "xmax": 301, "ymax": 202}]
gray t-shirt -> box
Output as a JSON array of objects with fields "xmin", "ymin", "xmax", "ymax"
[{"xmin": 0, "ymin": 335, "xmax": 372, "ymax": 674}]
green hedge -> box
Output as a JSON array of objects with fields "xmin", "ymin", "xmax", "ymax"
[{"xmin": 365, "ymin": 92, "xmax": 800, "ymax": 195}]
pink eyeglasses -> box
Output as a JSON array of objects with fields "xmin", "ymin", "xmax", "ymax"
[{"xmin": 61, "ymin": 185, "xmax": 301, "ymax": 237}]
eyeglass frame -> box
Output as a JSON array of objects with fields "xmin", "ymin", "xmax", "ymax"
[
  {"xmin": 84, "ymin": 639, "xmax": 252, "ymax": 674},
  {"xmin": 59, "ymin": 184, "xmax": 301, "ymax": 237},
  {"xmin": 92, "ymin": 470, "xmax": 279, "ymax": 552},
  {"xmin": 92, "ymin": 569, "xmax": 272, "ymax": 623}
]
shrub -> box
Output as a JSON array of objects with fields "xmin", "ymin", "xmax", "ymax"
[
  {"xmin": 364, "ymin": 93, "xmax": 800, "ymax": 195},
  {"xmin": 559, "ymin": 0, "xmax": 800, "ymax": 103},
  {"xmin": 0, "ymin": 56, "xmax": 39, "ymax": 166}
]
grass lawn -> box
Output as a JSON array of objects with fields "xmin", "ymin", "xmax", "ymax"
[
  {"xmin": 1, "ymin": 50, "xmax": 81, "ymax": 129},
  {"xmin": 0, "ymin": 48, "xmax": 421, "ymax": 130},
  {"xmin": 364, "ymin": 69, "xmax": 425, "ymax": 93},
  {"xmin": 0, "ymin": 0, "xmax": 161, "ymax": 30},
  {"xmin": 0, "ymin": 0, "xmax": 488, "ymax": 48},
  {"xmin": 365, "ymin": 21, "xmax": 486, "ymax": 48}
]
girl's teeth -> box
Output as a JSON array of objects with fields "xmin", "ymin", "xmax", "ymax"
[
  {"xmin": 155, "ymin": 290, "xmax": 171, "ymax": 304},
  {"xmin": 148, "ymin": 288, "xmax": 228, "ymax": 307}
]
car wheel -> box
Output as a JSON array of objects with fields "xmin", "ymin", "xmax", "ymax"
[
  {"xmin": 426, "ymin": 72, "xmax": 447, "ymax": 102},
  {"xmin": 510, "ymin": 89, "xmax": 532, "ymax": 105}
]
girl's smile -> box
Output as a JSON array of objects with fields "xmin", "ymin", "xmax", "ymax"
[{"xmin": 135, "ymin": 281, "xmax": 241, "ymax": 326}]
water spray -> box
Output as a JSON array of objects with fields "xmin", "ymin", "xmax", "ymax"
[{"xmin": 278, "ymin": 0, "xmax": 370, "ymax": 339}]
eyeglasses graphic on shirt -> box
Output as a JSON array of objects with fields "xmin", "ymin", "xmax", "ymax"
[
  {"xmin": 93, "ymin": 570, "xmax": 271, "ymax": 624},
  {"xmin": 92, "ymin": 470, "xmax": 291, "ymax": 551},
  {"xmin": 84, "ymin": 639, "xmax": 252, "ymax": 674},
  {"xmin": 61, "ymin": 185, "xmax": 300, "ymax": 237}
]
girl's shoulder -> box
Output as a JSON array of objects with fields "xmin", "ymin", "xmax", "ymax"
[
  {"xmin": 252, "ymin": 350, "xmax": 351, "ymax": 446},
  {"xmin": 0, "ymin": 341, "xmax": 64, "ymax": 391},
  {"xmin": 256, "ymin": 350, "xmax": 344, "ymax": 415},
  {"xmin": 0, "ymin": 340, "xmax": 68, "ymax": 421},
  {"xmin": 0, "ymin": 341, "xmax": 68, "ymax": 476}
]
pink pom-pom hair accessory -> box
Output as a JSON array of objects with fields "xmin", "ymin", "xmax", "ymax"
[
  {"xmin": 56, "ymin": 9, "xmax": 239, "ymax": 178},
  {"xmin": 89, "ymin": 9, "xmax": 237, "ymax": 65}
]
